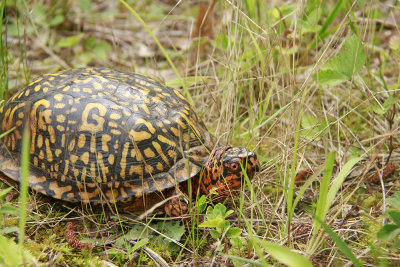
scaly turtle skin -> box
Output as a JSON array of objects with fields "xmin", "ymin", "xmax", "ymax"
[{"xmin": 0, "ymin": 67, "xmax": 259, "ymax": 216}]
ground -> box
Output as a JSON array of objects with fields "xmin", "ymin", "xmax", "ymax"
[{"xmin": 1, "ymin": 0, "xmax": 400, "ymax": 266}]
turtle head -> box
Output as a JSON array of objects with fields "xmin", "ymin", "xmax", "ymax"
[{"xmin": 199, "ymin": 146, "xmax": 260, "ymax": 198}]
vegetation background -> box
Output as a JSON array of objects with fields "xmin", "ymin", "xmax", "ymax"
[{"xmin": 1, "ymin": 0, "xmax": 400, "ymax": 266}]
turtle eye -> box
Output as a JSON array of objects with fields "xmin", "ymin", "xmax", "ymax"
[{"xmin": 230, "ymin": 162, "xmax": 239, "ymax": 171}]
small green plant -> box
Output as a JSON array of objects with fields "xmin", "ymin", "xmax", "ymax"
[
  {"xmin": 377, "ymin": 192, "xmax": 400, "ymax": 247},
  {"xmin": 198, "ymin": 203, "xmax": 242, "ymax": 252}
]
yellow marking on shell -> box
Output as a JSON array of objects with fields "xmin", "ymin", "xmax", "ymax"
[
  {"xmin": 74, "ymin": 168, "xmax": 79, "ymax": 178},
  {"xmin": 83, "ymin": 88, "xmax": 93, "ymax": 93},
  {"xmin": 145, "ymin": 164, "xmax": 154, "ymax": 174},
  {"xmin": 73, "ymin": 87, "xmax": 80, "ymax": 92},
  {"xmin": 63, "ymin": 86, "xmax": 71, "ymax": 92},
  {"xmin": 41, "ymin": 163, "xmax": 46, "ymax": 169},
  {"xmin": 80, "ymin": 151, "xmax": 90, "ymax": 165},
  {"xmin": 180, "ymin": 112, "xmax": 202, "ymax": 138},
  {"xmin": 141, "ymin": 104, "xmax": 150, "ymax": 114},
  {"xmin": 37, "ymin": 134, "xmax": 43, "ymax": 148},
  {"xmin": 156, "ymin": 162, "xmax": 164, "ymax": 171},
  {"xmin": 90, "ymin": 162, "xmax": 97, "ymax": 182},
  {"xmin": 61, "ymin": 134, "xmax": 66, "ymax": 147},
  {"xmin": 70, "ymin": 107, "xmax": 78, "ymax": 113},
  {"xmin": 45, "ymin": 138, "xmax": 53, "ymax": 162},
  {"xmin": 55, "ymin": 103, "xmax": 66, "ymax": 109},
  {"xmin": 119, "ymin": 142, "xmax": 130, "ymax": 179},
  {"xmin": 55, "ymin": 149, "xmax": 62, "ymax": 157},
  {"xmin": 57, "ymin": 114, "xmax": 66, "ymax": 123},
  {"xmin": 169, "ymin": 127, "xmax": 179, "ymax": 137},
  {"xmin": 54, "ymin": 164, "xmax": 59, "ymax": 172},
  {"xmin": 97, "ymin": 152, "xmax": 108, "ymax": 182},
  {"xmin": 108, "ymin": 121, "xmax": 118, "ymax": 128},
  {"xmin": 168, "ymin": 150, "xmax": 177, "ymax": 159},
  {"xmin": 57, "ymin": 125, "xmax": 65, "ymax": 131},
  {"xmin": 108, "ymin": 154, "xmax": 115, "ymax": 165},
  {"xmin": 68, "ymin": 139, "xmax": 75, "ymax": 151},
  {"xmin": 80, "ymin": 167, "xmax": 87, "ymax": 182},
  {"xmin": 17, "ymin": 112, "xmax": 24, "ymax": 119},
  {"xmin": 25, "ymin": 90, "xmax": 30, "ymax": 97},
  {"xmin": 156, "ymin": 121, "xmax": 163, "ymax": 128},
  {"xmin": 157, "ymin": 135, "xmax": 176, "ymax": 147},
  {"xmin": 33, "ymin": 157, "xmax": 39, "ymax": 166},
  {"xmin": 48, "ymin": 125, "xmax": 56, "ymax": 143},
  {"xmin": 54, "ymin": 94, "xmax": 63, "ymax": 101},
  {"xmin": 37, "ymin": 109, "xmax": 52, "ymax": 130},
  {"xmin": 175, "ymin": 118, "xmax": 187, "ymax": 129},
  {"xmin": 110, "ymin": 129, "xmax": 121, "ymax": 135},
  {"xmin": 2, "ymin": 102, "xmax": 25, "ymax": 131},
  {"xmin": 39, "ymin": 150, "xmax": 45, "ymax": 160},
  {"xmin": 164, "ymin": 120, "xmax": 171, "ymax": 124},
  {"xmin": 70, "ymin": 154, "xmax": 78, "ymax": 164},
  {"xmin": 34, "ymin": 85, "xmax": 41, "ymax": 92},
  {"xmin": 10, "ymin": 134, "xmax": 16, "ymax": 150},
  {"xmin": 93, "ymin": 81, "xmax": 103, "ymax": 90},
  {"xmin": 151, "ymin": 141, "xmax": 170, "ymax": 166},
  {"xmin": 28, "ymin": 100, "xmax": 50, "ymax": 153},
  {"xmin": 78, "ymin": 134, "xmax": 86, "ymax": 148},
  {"xmin": 136, "ymin": 118, "xmax": 156, "ymax": 134},
  {"xmin": 131, "ymin": 148, "xmax": 143, "ymax": 161},
  {"xmin": 78, "ymin": 103, "xmax": 107, "ymax": 134},
  {"xmin": 90, "ymin": 135, "xmax": 96, "ymax": 153},
  {"xmin": 132, "ymin": 105, "xmax": 139, "ymax": 112},
  {"xmin": 49, "ymin": 182, "xmax": 72, "ymax": 199},
  {"xmin": 173, "ymin": 89, "xmax": 187, "ymax": 100},
  {"xmin": 143, "ymin": 147, "xmax": 155, "ymax": 158},
  {"xmin": 14, "ymin": 129, "xmax": 21, "ymax": 139},
  {"xmin": 30, "ymin": 77, "xmax": 43, "ymax": 86},
  {"xmin": 129, "ymin": 130, "xmax": 152, "ymax": 142},
  {"xmin": 129, "ymin": 165, "xmax": 143, "ymax": 176},
  {"xmin": 102, "ymin": 135, "xmax": 111, "ymax": 152},
  {"xmin": 110, "ymin": 113, "xmax": 121, "ymax": 120},
  {"xmin": 153, "ymin": 87, "xmax": 163, "ymax": 92}
]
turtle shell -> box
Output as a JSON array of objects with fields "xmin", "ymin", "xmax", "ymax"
[{"xmin": 0, "ymin": 67, "xmax": 216, "ymax": 205}]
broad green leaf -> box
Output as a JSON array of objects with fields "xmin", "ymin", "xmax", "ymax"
[
  {"xmin": 226, "ymin": 227, "xmax": 242, "ymax": 239},
  {"xmin": 313, "ymin": 70, "xmax": 349, "ymax": 86},
  {"xmin": 92, "ymin": 41, "xmax": 112, "ymax": 60},
  {"xmin": 155, "ymin": 221, "xmax": 184, "ymax": 241},
  {"xmin": 387, "ymin": 192, "xmax": 400, "ymax": 209},
  {"xmin": 383, "ymin": 97, "xmax": 399, "ymax": 108},
  {"xmin": 198, "ymin": 217, "xmax": 225, "ymax": 228},
  {"xmin": 372, "ymin": 104, "xmax": 387, "ymax": 115},
  {"xmin": 251, "ymin": 237, "xmax": 313, "ymax": 267},
  {"xmin": 388, "ymin": 210, "xmax": 400, "ymax": 226},
  {"xmin": 377, "ymin": 224, "xmax": 400, "ymax": 241},
  {"xmin": 339, "ymin": 35, "xmax": 366, "ymax": 78},
  {"xmin": 49, "ymin": 14, "xmax": 64, "ymax": 27},
  {"xmin": 210, "ymin": 229, "xmax": 221, "ymax": 239},
  {"xmin": 57, "ymin": 33, "xmax": 84, "ymax": 48},
  {"xmin": 132, "ymin": 238, "xmax": 148, "ymax": 252}
]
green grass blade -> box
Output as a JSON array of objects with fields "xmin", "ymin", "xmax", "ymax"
[
  {"xmin": 325, "ymin": 157, "xmax": 363, "ymax": 214},
  {"xmin": 312, "ymin": 152, "xmax": 335, "ymax": 235},
  {"xmin": 315, "ymin": 216, "xmax": 363, "ymax": 267},
  {"xmin": 250, "ymin": 237, "xmax": 313, "ymax": 267},
  {"xmin": 18, "ymin": 122, "xmax": 30, "ymax": 253},
  {"xmin": 119, "ymin": 0, "xmax": 193, "ymax": 106}
]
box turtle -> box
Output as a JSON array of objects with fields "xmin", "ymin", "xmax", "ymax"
[{"xmin": 0, "ymin": 67, "xmax": 259, "ymax": 216}]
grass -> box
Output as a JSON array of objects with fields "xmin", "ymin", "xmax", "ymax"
[{"xmin": 1, "ymin": 0, "xmax": 400, "ymax": 265}]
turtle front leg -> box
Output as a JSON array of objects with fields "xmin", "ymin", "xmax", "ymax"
[{"xmin": 164, "ymin": 188, "xmax": 189, "ymax": 217}]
